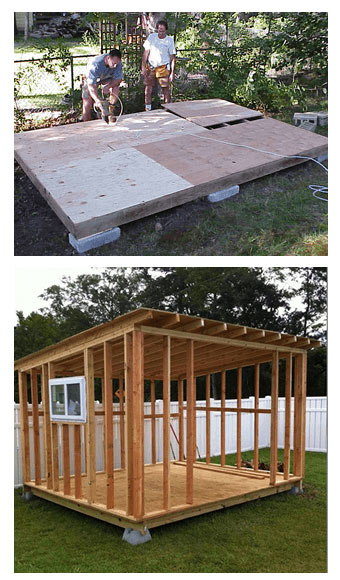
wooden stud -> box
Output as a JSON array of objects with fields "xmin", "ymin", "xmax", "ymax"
[
  {"xmin": 124, "ymin": 331, "xmax": 134, "ymax": 516},
  {"xmin": 151, "ymin": 379, "xmax": 156, "ymax": 464},
  {"xmin": 85, "ymin": 347, "xmax": 96, "ymax": 504},
  {"xmin": 62, "ymin": 424, "xmax": 71, "ymax": 495},
  {"xmin": 301, "ymin": 352, "xmax": 307, "ymax": 478},
  {"xmin": 48, "ymin": 363, "xmax": 59, "ymax": 492},
  {"xmin": 119, "ymin": 376, "xmax": 125, "ymax": 469},
  {"xmin": 284, "ymin": 353, "xmax": 292, "ymax": 479},
  {"xmin": 205, "ymin": 375, "xmax": 211, "ymax": 465},
  {"xmin": 270, "ymin": 351, "xmax": 279, "ymax": 485},
  {"xmin": 186, "ymin": 339, "xmax": 194, "ymax": 504},
  {"xmin": 41, "ymin": 363, "xmax": 52, "ymax": 489},
  {"xmin": 221, "ymin": 370, "xmax": 226, "ymax": 467},
  {"xmin": 163, "ymin": 335, "xmax": 171, "ymax": 510},
  {"xmin": 253, "ymin": 363, "xmax": 260, "ymax": 471},
  {"xmin": 178, "ymin": 378, "xmax": 184, "ymax": 462},
  {"xmin": 73, "ymin": 424, "xmax": 82, "ymax": 499},
  {"xmin": 30, "ymin": 369, "xmax": 41, "ymax": 485},
  {"xmin": 132, "ymin": 329, "xmax": 144, "ymax": 518},
  {"xmin": 293, "ymin": 354, "xmax": 303, "ymax": 477},
  {"xmin": 237, "ymin": 368, "xmax": 242, "ymax": 469},
  {"xmin": 18, "ymin": 371, "xmax": 30, "ymax": 483},
  {"xmin": 104, "ymin": 342, "xmax": 114, "ymax": 509}
]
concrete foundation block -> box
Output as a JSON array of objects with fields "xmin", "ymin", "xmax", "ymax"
[
  {"xmin": 122, "ymin": 527, "xmax": 152, "ymax": 546},
  {"xmin": 288, "ymin": 484, "xmax": 303, "ymax": 495},
  {"xmin": 316, "ymin": 153, "xmax": 328, "ymax": 163},
  {"xmin": 69, "ymin": 227, "xmax": 121, "ymax": 253},
  {"xmin": 22, "ymin": 490, "xmax": 34, "ymax": 501},
  {"xmin": 207, "ymin": 185, "xmax": 240, "ymax": 203}
]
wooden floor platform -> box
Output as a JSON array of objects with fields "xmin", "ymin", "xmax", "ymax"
[
  {"xmin": 14, "ymin": 100, "xmax": 328, "ymax": 240},
  {"xmin": 25, "ymin": 462, "xmax": 301, "ymax": 531}
]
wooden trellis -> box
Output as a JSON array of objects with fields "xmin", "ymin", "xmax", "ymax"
[{"xmin": 15, "ymin": 308, "xmax": 319, "ymax": 534}]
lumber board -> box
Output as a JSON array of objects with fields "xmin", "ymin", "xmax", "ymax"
[
  {"xmin": 104, "ymin": 342, "xmax": 114, "ymax": 509},
  {"xmin": 18, "ymin": 372, "xmax": 31, "ymax": 483},
  {"xmin": 30, "ymin": 369, "xmax": 41, "ymax": 485},
  {"xmin": 41, "ymin": 364, "xmax": 52, "ymax": 489},
  {"xmin": 14, "ymin": 104, "xmax": 327, "ymax": 240},
  {"xmin": 85, "ymin": 348, "xmax": 96, "ymax": 504},
  {"xmin": 162, "ymin": 98, "xmax": 263, "ymax": 126},
  {"xmin": 270, "ymin": 351, "xmax": 279, "ymax": 485},
  {"xmin": 186, "ymin": 340, "xmax": 195, "ymax": 504},
  {"xmin": 284, "ymin": 353, "xmax": 292, "ymax": 479}
]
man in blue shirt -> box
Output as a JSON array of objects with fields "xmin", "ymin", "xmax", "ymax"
[{"xmin": 82, "ymin": 49, "xmax": 123, "ymax": 122}]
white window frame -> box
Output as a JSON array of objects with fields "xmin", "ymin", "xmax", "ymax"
[{"xmin": 49, "ymin": 376, "xmax": 87, "ymax": 422}]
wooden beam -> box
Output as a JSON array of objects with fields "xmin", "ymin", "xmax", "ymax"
[
  {"xmin": 236, "ymin": 368, "xmax": 242, "ymax": 469},
  {"xmin": 119, "ymin": 376, "xmax": 125, "ymax": 469},
  {"xmin": 178, "ymin": 379, "xmax": 184, "ymax": 462},
  {"xmin": 186, "ymin": 339, "xmax": 194, "ymax": 504},
  {"xmin": 48, "ymin": 362, "xmax": 59, "ymax": 492},
  {"xmin": 30, "ymin": 369, "xmax": 41, "ymax": 485},
  {"xmin": 18, "ymin": 371, "xmax": 30, "ymax": 483},
  {"xmin": 139, "ymin": 325, "xmax": 307, "ymax": 355},
  {"xmin": 301, "ymin": 353, "xmax": 307, "ymax": 478},
  {"xmin": 41, "ymin": 363, "xmax": 52, "ymax": 489},
  {"xmin": 104, "ymin": 341, "xmax": 114, "ymax": 509},
  {"xmin": 62, "ymin": 424, "xmax": 71, "ymax": 495},
  {"xmin": 293, "ymin": 354, "xmax": 303, "ymax": 477},
  {"xmin": 270, "ymin": 351, "xmax": 279, "ymax": 485},
  {"xmin": 73, "ymin": 424, "xmax": 82, "ymax": 499},
  {"xmin": 124, "ymin": 332, "xmax": 134, "ymax": 516},
  {"xmin": 253, "ymin": 363, "xmax": 260, "ymax": 471},
  {"xmin": 132, "ymin": 329, "xmax": 144, "ymax": 518},
  {"xmin": 205, "ymin": 375, "xmax": 211, "ymax": 465},
  {"xmin": 221, "ymin": 370, "xmax": 226, "ymax": 467},
  {"xmin": 85, "ymin": 348, "xmax": 96, "ymax": 504},
  {"xmin": 284, "ymin": 353, "xmax": 292, "ymax": 479},
  {"xmin": 163, "ymin": 335, "xmax": 171, "ymax": 510},
  {"xmin": 150, "ymin": 379, "xmax": 156, "ymax": 464}
]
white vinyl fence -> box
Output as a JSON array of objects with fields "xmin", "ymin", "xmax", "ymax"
[{"xmin": 14, "ymin": 396, "xmax": 327, "ymax": 487}]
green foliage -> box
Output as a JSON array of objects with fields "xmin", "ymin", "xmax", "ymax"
[{"xmin": 175, "ymin": 12, "xmax": 327, "ymax": 112}]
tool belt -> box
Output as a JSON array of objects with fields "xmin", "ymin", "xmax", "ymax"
[{"xmin": 146, "ymin": 63, "xmax": 169, "ymax": 78}]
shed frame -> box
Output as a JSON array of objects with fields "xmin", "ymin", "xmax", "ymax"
[{"xmin": 15, "ymin": 308, "xmax": 319, "ymax": 533}]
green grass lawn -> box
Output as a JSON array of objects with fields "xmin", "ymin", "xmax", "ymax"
[{"xmin": 14, "ymin": 450, "xmax": 327, "ymax": 573}]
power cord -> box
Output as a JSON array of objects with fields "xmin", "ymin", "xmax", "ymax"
[{"xmin": 188, "ymin": 132, "xmax": 328, "ymax": 202}]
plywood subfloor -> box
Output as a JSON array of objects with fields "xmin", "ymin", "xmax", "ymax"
[
  {"xmin": 163, "ymin": 98, "xmax": 263, "ymax": 126},
  {"xmin": 14, "ymin": 102, "xmax": 327, "ymax": 240},
  {"xmin": 29, "ymin": 463, "xmax": 299, "ymax": 529}
]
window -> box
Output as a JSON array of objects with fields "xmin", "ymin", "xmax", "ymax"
[{"xmin": 49, "ymin": 377, "xmax": 87, "ymax": 422}]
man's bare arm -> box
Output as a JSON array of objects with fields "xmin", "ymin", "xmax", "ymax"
[
  {"xmin": 142, "ymin": 49, "xmax": 150, "ymax": 74},
  {"xmin": 169, "ymin": 54, "xmax": 176, "ymax": 82}
]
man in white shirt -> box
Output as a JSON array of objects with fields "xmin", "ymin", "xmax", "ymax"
[{"xmin": 141, "ymin": 20, "xmax": 176, "ymax": 111}]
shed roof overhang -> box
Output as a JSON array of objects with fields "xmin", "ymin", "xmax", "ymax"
[{"xmin": 14, "ymin": 308, "xmax": 321, "ymax": 377}]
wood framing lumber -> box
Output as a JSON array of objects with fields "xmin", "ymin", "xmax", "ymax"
[
  {"xmin": 270, "ymin": 351, "xmax": 279, "ymax": 485},
  {"xmin": 73, "ymin": 425, "xmax": 82, "ymax": 499},
  {"xmin": 178, "ymin": 379, "xmax": 184, "ymax": 462},
  {"xmin": 62, "ymin": 424, "xmax": 71, "ymax": 495},
  {"xmin": 85, "ymin": 348, "xmax": 96, "ymax": 504},
  {"xmin": 124, "ymin": 332, "xmax": 134, "ymax": 516},
  {"xmin": 163, "ymin": 336, "xmax": 171, "ymax": 510},
  {"xmin": 186, "ymin": 340, "xmax": 195, "ymax": 504},
  {"xmin": 132, "ymin": 329, "xmax": 144, "ymax": 518},
  {"xmin": 41, "ymin": 363, "xmax": 52, "ymax": 489},
  {"xmin": 284, "ymin": 353, "xmax": 292, "ymax": 479},
  {"xmin": 18, "ymin": 371, "xmax": 30, "ymax": 483},
  {"xmin": 205, "ymin": 375, "xmax": 211, "ymax": 465},
  {"xmin": 119, "ymin": 376, "xmax": 125, "ymax": 470},
  {"xmin": 104, "ymin": 342, "xmax": 114, "ymax": 509},
  {"xmin": 30, "ymin": 369, "xmax": 41, "ymax": 485},
  {"xmin": 253, "ymin": 363, "xmax": 260, "ymax": 471},
  {"xmin": 221, "ymin": 371, "xmax": 226, "ymax": 467},
  {"xmin": 236, "ymin": 368, "xmax": 242, "ymax": 469}
]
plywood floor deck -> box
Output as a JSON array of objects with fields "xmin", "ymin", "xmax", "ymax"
[
  {"xmin": 14, "ymin": 101, "xmax": 328, "ymax": 240},
  {"xmin": 26, "ymin": 462, "xmax": 300, "ymax": 530}
]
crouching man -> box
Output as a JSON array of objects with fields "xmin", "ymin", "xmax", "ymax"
[{"xmin": 82, "ymin": 48, "xmax": 123, "ymax": 122}]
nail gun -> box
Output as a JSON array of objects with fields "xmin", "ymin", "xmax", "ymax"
[{"xmin": 94, "ymin": 95, "xmax": 118, "ymax": 125}]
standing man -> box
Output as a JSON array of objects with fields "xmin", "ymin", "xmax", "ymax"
[
  {"xmin": 82, "ymin": 49, "xmax": 123, "ymax": 122},
  {"xmin": 141, "ymin": 20, "xmax": 176, "ymax": 111}
]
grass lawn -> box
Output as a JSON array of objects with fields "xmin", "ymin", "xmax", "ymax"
[{"xmin": 14, "ymin": 449, "xmax": 327, "ymax": 573}]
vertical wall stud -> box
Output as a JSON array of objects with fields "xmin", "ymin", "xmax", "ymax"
[
  {"xmin": 221, "ymin": 370, "xmax": 226, "ymax": 467},
  {"xmin": 163, "ymin": 335, "xmax": 171, "ymax": 510},
  {"xmin": 186, "ymin": 339, "xmax": 194, "ymax": 504},
  {"xmin": 253, "ymin": 363, "xmax": 260, "ymax": 471},
  {"xmin": 284, "ymin": 353, "xmax": 292, "ymax": 479},
  {"xmin": 236, "ymin": 368, "xmax": 242, "ymax": 469},
  {"xmin": 18, "ymin": 371, "xmax": 30, "ymax": 483},
  {"xmin": 85, "ymin": 347, "xmax": 96, "ymax": 504},
  {"xmin": 205, "ymin": 374, "xmax": 211, "ymax": 465},
  {"xmin": 104, "ymin": 341, "xmax": 114, "ymax": 509},
  {"xmin": 270, "ymin": 351, "xmax": 279, "ymax": 485}
]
